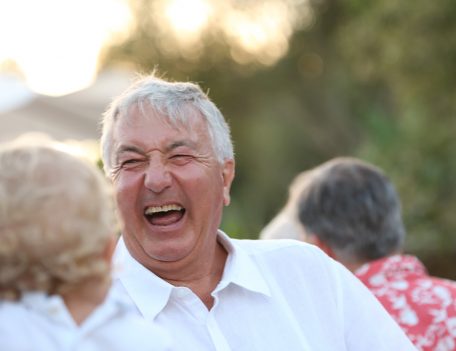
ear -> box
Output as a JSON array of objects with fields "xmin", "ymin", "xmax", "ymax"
[
  {"xmin": 221, "ymin": 159, "xmax": 235, "ymax": 206},
  {"xmin": 306, "ymin": 234, "xmax": 336, "ymax": 259}
]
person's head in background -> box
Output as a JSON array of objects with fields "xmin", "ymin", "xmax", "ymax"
[
  {"xmin": 296, "ymin": 157, "xmax": 405, "ymax": 272},
  {"xmin": 259, "ymin": 171, "xmax": 312, "ymax": 240},
  {"xmin": 0, "ymin": 136, "xmax": 117, "ymax": 301}
]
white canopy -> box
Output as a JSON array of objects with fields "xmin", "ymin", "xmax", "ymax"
[{"xmin": 0, "ymin": 68, "xmax": 135, "ymax": 143}]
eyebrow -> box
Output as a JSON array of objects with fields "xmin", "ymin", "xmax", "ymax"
[
  {"xmin": 116, "ymin": 145, "xmax": 146, "ymax": 156},
  {"xmin": 166, "ymin": 140, "xmax": 197, "ymax": 152},
  {"xmin": 116, "ymin": 140, "xmax": 197, "ymax": 157}
]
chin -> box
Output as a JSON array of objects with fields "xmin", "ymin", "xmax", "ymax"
[{"xmin": 146, "ymin": 245, "xmax": 191, "ymax": 263}]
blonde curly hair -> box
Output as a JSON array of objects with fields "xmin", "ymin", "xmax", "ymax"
[{"xmin": 0, "ymin": 138, "xmax": 117, "ymax": 300}]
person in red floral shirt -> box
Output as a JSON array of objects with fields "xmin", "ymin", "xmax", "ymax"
[{"xmin": 295, "ymin": 157, "xmax": 456, "ymax": 351}]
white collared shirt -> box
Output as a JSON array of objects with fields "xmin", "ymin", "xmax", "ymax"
[
  {"xmin": 0, "ymin": 287, "xmax": 171, "ymax": 351},
  {"xmin": 113, "ymin": 231, "xmax": 417, "ymax": 350}
]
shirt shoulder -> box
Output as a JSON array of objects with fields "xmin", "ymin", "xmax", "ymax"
[
  {"xmin": 226, "ymin": 237, "xmax": 416, "ymax": 350},
  {"xmin": 231, "ymin": 238, "xmax": 329, "ymax": 263},
  {"xmin": 430, "ymin": 275, "xmax": 456, "ymax": 291},
  {"xmin": 0, "ymin": 301, "xmax": 40, "ymax": 349},
  {"xmin": 0, "ymin": 300, "xmax": 33, "ymax": 327},
  {"xmin": 229, "ymin": 237, "xmax": 343, "ymax": 287}
]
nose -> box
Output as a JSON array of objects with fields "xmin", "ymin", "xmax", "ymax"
[{"xmin": 144, "ymin": 158, "xmax": 172, "ymax": 193}]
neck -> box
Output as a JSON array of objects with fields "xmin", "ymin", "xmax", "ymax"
[
  {"xmin": 61, "ymin": 276, "xmax": 111, "ymax": 325},
  {"xmin": 343, "ymin": 260, "xmax": 365, "ymax": 273},
  {"xmin": 153, "ymin": 240, "xmax": 228, "ymax": 310}
]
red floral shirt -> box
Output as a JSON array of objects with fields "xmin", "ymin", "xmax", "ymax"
[{"xmin": 355, "ymin": 255, "xmax": 456, "ymax": 351}]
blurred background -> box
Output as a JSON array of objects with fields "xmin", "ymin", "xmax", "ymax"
[{"xmin": 1, "ymin": 0, "xmax": 455, "ymax": 278}]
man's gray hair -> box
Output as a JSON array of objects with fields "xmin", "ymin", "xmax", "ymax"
[
  {"xmin": 100, "ymin": 74, "xmax": 234, "ymax": 175},
  {"xmin": 297, "ymin": 157, "xmax": 405, "ymax": 263}
]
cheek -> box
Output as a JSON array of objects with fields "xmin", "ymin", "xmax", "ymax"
[
  {"xmin": 188, "ymin": 171, "xmax": 225, "ymax": 204},
  {"xmin": 114, "ymin": 173, "xmax": 143, "ymax": 205},
  {"xmin": 179, "ymin": 168, "xmax": 218, "ymax": 193}
]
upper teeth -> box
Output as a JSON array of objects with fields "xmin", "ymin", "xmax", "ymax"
[{"xmin": 145, "ymin": 204, "xmax": 183, "ymax": 215}]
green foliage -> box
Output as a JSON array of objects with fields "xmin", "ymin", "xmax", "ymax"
[
  {"xmin": 338, "ymin": 0, "xmax": 456, "ymax": 109},
  {"xmin": 101, "ymin": 0, "xmax": 456, "ymax": 277},
  {"xmin": 335, "ymin": 0, "xmax": 456, "ymax": 273}
]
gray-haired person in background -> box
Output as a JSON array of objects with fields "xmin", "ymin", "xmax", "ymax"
[
  {"xmin": 101, "ymin": 73, "xmax": 417, "ymax": 350},
  {"xmin": 296, "ymin": 157, "xmax": 456, "ymax": 351}
]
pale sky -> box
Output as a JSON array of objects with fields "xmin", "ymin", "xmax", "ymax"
[{"xmin": 0, "ymin": 0, "xmax": 132, "ymax": 96}]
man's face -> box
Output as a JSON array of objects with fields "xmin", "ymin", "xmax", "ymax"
[{"xmin": 111, "ymin": 105, "xmax": 234, "ymax": 269}]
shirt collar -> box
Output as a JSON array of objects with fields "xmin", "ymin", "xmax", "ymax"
[
  {"xmin": 113, "ymin": 237, "xmax": 173, "ymax": 321},
  {"xmin": 216, "ymin": 231, "xmax": 271, "ymax": 297},
  {"xmin": 113, "ymin": 230, "xmax": 271, "ymax": 320}
]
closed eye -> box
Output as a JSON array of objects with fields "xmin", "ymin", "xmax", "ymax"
[
  {"xmin": 123, "ymin": 159, "xmax": 140, "ymax": 164},
  {"xmin": 170, "ymin": 154, "xmax": 194, "ymax": 165},
  {"xmin": 120, "ymin": 158, "xmax": 146, "ymax": 169}
]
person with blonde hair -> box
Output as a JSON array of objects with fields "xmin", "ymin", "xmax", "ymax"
[
  {"xmin": 0, "ymin": 136, "xmax": 171, "ymax": 350},
  {"xmin": 259, "ymin": 171, "xmax": 312, "ymax": 240}
]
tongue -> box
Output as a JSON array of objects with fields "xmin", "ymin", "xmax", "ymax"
[{"xmin": 147, "ymin": 210, "xmax": 183, "ymax": 226}]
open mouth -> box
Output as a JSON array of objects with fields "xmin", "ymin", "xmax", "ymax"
[{"xmin": 144, "ymin": 204, "xmax": 185, "ymax": 226}]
